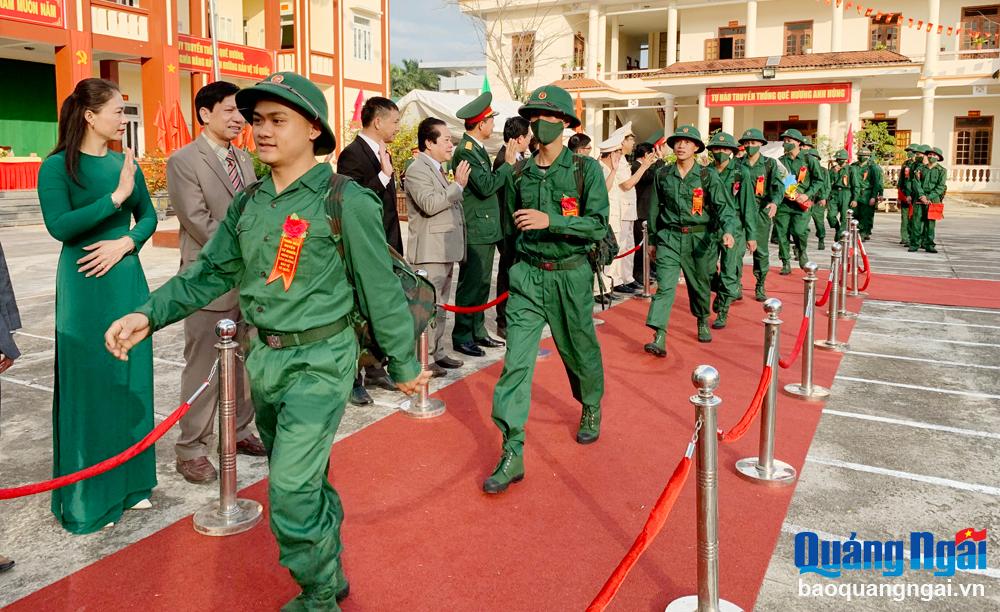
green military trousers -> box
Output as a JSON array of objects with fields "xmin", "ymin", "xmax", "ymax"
[
  {"xmin": 809, "ymin": 202, "xmax": 827, "ymax": 242},
  {"xmin": 491, "ymin": 260, "xmax": 604, "ymax": 454},
  {"xmin": 899, "ymin": 201, "xmax": 910, "ymax": 243},
  {"xmin": 244, "ymin": 328, "xmax": 358, "ymax": 612},
  {"xmin": 773, "ymin": 204, "xmax": 810, "ymax": 266},
  {"xmin": 827, "ymin": 189, "xmax": 851, "ymax": 242},
  {"xmin": 856, "ymin": 196, "xmax": 876, "ymax": 237},
  {"xmin": 712, "ymin": 232, "xmax": 745, "ymax": 313},
  {"xmin": 453, "ymin": 241, "xmax": 498, "ymax": 345},
  {"xmin": 908, "ymin": 203, "xmax": 936, "ymax": 250},
  {"xmin": 646, "ymin": 229, "xmax": 716, "ymax": 332},
  {"xmin": 752, "ymin": 209, "xmax": 772, "ymax": 288}
]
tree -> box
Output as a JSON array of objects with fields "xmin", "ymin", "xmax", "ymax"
[
  {"xmin": 390, "ymin": 59, "xmax": 440, "ymax": 99},
  {"xmin": 856, "ymin": 121, "xmax": 899, "ymax": 164}
]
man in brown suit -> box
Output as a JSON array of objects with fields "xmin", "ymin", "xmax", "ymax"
[{"xmin": 166, "ymin": 81, "xmax": 265, "ymax": 483}]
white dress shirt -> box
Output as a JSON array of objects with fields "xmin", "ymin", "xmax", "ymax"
[{"xmin": 357, "ymin": 132, "xmax": 392, "ymax": 187}]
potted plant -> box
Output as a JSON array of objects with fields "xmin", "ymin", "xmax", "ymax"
[{"xmin": 137, "ymin": 150, "xmax": 170, "ymax": 220}]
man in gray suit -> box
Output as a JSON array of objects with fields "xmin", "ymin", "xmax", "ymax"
[
  {"xmin": 0, "ymin": 241, "xmax": 19, "ymax": 574},
  {"xmin": 404, "ymin": 117, "xmax": 471, "ymax": 376},
  {"xmin": 167, "ymin": 81, "xmax": 265, "ymax": 484}
]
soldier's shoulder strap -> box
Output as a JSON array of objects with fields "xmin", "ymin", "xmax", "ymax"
[
  {"xmin": 323, "ymin": 172, "xmax": 354, "ymax": 261},
  {"xmin": 233, "ymin": 178, "xmax": 266, "ymax": 215},
  {"xmin": 572, "ymin": 154, "xmax": 585, "ymax": 198}
]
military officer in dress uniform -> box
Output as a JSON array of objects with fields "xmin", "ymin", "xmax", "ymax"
[
  {"xmin": 104, "ymin": 72, "xmax": 429, "ymax": 612},
  {"xmin": 483, "ymin": 85, "xmax": 608, "ymax": 494},
  {"xmin": 450, "ymin": 92, "xmax": 517, "ymax": 357},
  {"xmin": 828, "ymin": 149, "xmax": 860, "ymax": 242},
  {"xmin": 643, "ymin": 125, "xmax": 738, "ymax": 356},
  {"xmin": 774, "ymin": 128, "xmax": 822, "ymax": 275},
  {"xmin": 896, "ymin": 144, "xmax": 917, "ymax": 246},
  {"xmin": 852, "ymin": 148, "xmax": 884, "ymax": 241},
  {"xmin": 804, "ymin": 148, "xmax": 830, "ymax": 250},
  {"xmin": 737, "ymin": 128, "xmax": 783, "ymax": 302},
  {"xmin": 909, "ymin": 145, "xmax": 946, "ymax": 253},
  {"xmin": 706, "ymin": 131, "xmax": 756, "ymax": 329}
]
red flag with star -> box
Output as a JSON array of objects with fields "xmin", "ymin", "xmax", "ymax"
[{"xmin": 955, "ymin": 528, "xmax": 987, "ymax": 544}]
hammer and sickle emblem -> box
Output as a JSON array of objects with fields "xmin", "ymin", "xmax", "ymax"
[{"xmin": 76, "ymin": 50, "xmax": 88, "ymax": 65}]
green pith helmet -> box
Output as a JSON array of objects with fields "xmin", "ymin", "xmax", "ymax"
[
  {"xmin": 739, "ymin": 128, "xmax": 767, "ymax": 144},
  {"xmin": 805, "ymin": 148, "xmax": 821, "ymax": 159},
  {"xmin": 833, "ymin": 149, "xmax": 849, "ymax": 161},
  {"xmin": 236, "ymin": 72, "xmax": 335, "ymax": 154},
  {"xmin": 929, "ymin": 146, "xmax": 944, "ymax": 161},
  {"xmin": 706, "ymin": 131, "xmax": 740, "ymax": 151},
  {"xmin": 904, "ymin": 144, "xmax": 918, "ymax": 153},
  {"xmin": 858, "ymin": 148, "xmax": 872, "ymax": 158},
  {"xmin": 457, "ymin": 91, "xmax": 499, "ymax": 125},
  {"xmin": 801, "ymin": 136, "xmax": 814, "ymax": 148},
  {"xmin": 518, "ymin": 85, "xmax": 580, "ymax": 129},
  {"xmin": 666, "ymin": 124, "xmax": 705, "ymax": 153},
  {"xmin": 644, "ymin": 129, "xmax": 665, "ymax": 146},
  {"xmin": 779, "ymin": 128, "xmax": 807, "ymax": 144}
]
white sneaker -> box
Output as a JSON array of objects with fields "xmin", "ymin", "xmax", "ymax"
[
  {"xmin": 130, "ymin": 499, "xmax": 152, "ymax": 510},
  {"xmin": 104, "ymin": 522, "xmax": 115, "ymax": 529}
]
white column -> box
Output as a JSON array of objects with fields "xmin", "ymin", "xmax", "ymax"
[
  {"xmin": 744, "ymin": 106, "xmax": 756, "ymax": 131},
  {"xmin": 924, "ymin": 0, "xmax": 941, "ymax": 77},
  {"xmin": 697, "ymin": 91, "xmax": 710, "ymax": 138},
  {"xmin": 650, "ymin": 30, "xmax": 660, "ymax": 69},
  {"xmin": 722, "ymin": 106, "xmax": 735, "ymax": 135},
  {"xmin": 831, "ymin": 0, "xmax": 843, "ymax": 52},
  {"xmin": 610, "ymin": 15, "xmax": 619, "ymax": 77},
  {"xmin": 746, "ymin": 0, "xmax": 758, "ymax": 57},
  {"xmin": 595, "ymin": 104, "xmax": 606, "ymax": 142},
  {"xmin": 597, "ymin": 12, "xmax": 607, "ymax": 78},
  {"xmin": 585, "ymin": 105, "xmax": 596, "ymax": 136},
  {"xmin": 667, "ymin": 3, "xmax": 678, "ymax": 66},
  {"xmin": 921, "ymin": 84, "xmax": 936, "ymax": 146},
  {"xmin": 663, "ymin": 94, "xmax": 676, "ymax": 132},
  {"xmin": 847, "ymin": 80, "xmax": 861, "ymax": 136},
  {"xmin": 587, "ymin": 6, "xmax": 599, "ymax": 78},
  {"xmin": 818, "ymin": 103, "xmax": 831, "ymax": 147}
]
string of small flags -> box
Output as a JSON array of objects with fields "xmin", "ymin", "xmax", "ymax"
[{"xmin": 816, "ymin": 0, "xmax": 1000, "ymax": 43}]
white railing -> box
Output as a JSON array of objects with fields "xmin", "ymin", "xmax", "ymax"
[
  {"xmin": 91, "ymin": 2, "xmax": 148, "ymax": 42},
  {"xmin": 310, "ymin": 53, "xmax": 334, "ymax": 77},
  {"xmin": 607, "ymin": 68, "xmax": 662, "ymax": 80},
  {"xmin": 277, "ymin": 51, "xmax": 296, "ymax": 72},
  {"xmin": 883, "ymin": 165, "xmax": 999, "ymax": 193}
]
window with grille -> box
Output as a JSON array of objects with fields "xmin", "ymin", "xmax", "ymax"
[
  {"xmin": 705, "ymin": 38, "xmax": 720, "ymax": 61},
  {"xmin": 573, "ymin": 32, "xmax": 585, "ymax": 69},
  {"xmin": 955, "ymin": 116, "xmax": 993, "ymax": 165},
  {"xmin": 512, "ymin": 32, "xmax": 535, "ymax": 77},
  {"xmin": 894, "ymin": 130, "xmax": 911, "ymax": 164},
  {"xmin": 784, "ymin": 21, "xmax": 813, "ymax": 55},
  {"xmin": 718, "ymin": 26, "xmax": 746, "ymax": 59},
  {"xmin": 353, "ymin": 15, "xmax": 372, "ymax": 62},
  {"xmin": 870, "ymin": 14, "xmax": 902, "ymax": 51},
  {"xmin": 961, "ymin": 5, "xmax": 1000, "ymax": 54},
  {"xmin": 659, "ymin": 31, "xmax": 669, "ymax": 66}
]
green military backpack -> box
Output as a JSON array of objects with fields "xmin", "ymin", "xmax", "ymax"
[{"xmin": 237, "ymin": 173, "xmax": 436, "ymax": 367}]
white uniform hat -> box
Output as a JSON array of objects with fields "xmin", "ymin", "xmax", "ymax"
[{"xmin": 598, "ymin": 131, "xmax": 625, "ymax": 153}]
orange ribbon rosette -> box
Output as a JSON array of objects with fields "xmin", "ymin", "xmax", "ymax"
[
  {"xmin": 266, "ymin": 214, "xmax": 310, "ymax": 291},
  {"xmin": 561, "ymin": 195, "xmax": 579, "ymax": 217},
  {"xmin": 691, "ymin": 187, "xmax": 704, "ymax": 215}
]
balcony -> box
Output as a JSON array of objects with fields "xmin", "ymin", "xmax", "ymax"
[
  {"xmin": 310, "ymin": 51, "xmax": 335, "ymax": 81},
  {"xmin": 91, "ymin": 0, "xmax": 148, "ymax": 43},
  {"xmin": 885, "ymin": 165, "xmax": 999, "ymax": 194},
  {"xmin": 277, "ymin": 50, "xmax": 295, "ymax": 72}
]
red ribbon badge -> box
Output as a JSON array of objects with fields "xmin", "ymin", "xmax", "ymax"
[
  {"xmin": 755, "ymin": 175, "xmax": 765, "ymax": 196},
  {"xmin": 692, "ymin": 188, "xmax": 704, "ymax": 215},
  {"xmin": 266, "ymin": 214, "xmax": 310, "ymax": 291},
  {"xmin": 796, "ymin": 165, "xmax": 807, "ymax": 184},
  {"xmin": 561, "ymin": 195, "xmax": 579, "ymax": 217},
  {"xmin": 732, "ymin": 181, "xmax": 741, "ymax": 197}
]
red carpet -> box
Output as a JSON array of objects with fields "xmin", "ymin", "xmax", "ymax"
[
  {"xmin": 864, "ymin": 272, "xmax": 1000, "ymax": 309},
  {"xmin": 10, "ymin": 271, "xmax": 862, "ymax": 611}
]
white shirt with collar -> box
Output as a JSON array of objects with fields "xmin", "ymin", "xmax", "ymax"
[
  {"xmin": 201, "ymin": 132, "xmax": 245, "ymax": 185},
  {"xmin": 357, "ymin": 131, "xmax": 392, "ymax": 188}
]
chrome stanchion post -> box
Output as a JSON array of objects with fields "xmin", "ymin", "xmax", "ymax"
[
  {"xmin": 400, "ymin": 270, "xmax": 446, "ymax": 418},
  {"xmin": 816, "ymin": 244, "xmax": 849, "ymax": 352},
  {"xmin": 735, "ymin": 299, "xmax": 797, "ymax": 486},
  {"xmin": 837, "ymin": 214, "xmax": 858, "ymax": 320},
  {"xmin": 848, "ymin": 219, "xmax": 865, "ymax": 297},
  {"xmin": 640, "ymin": 220, "xmax": 653, "ymax": 299},
  {"xmin": 194, "ymin": 320, "xmax": 263, "ymax": 536},
  {"xmin": 784, "ymin": 263, "xmax": 830, "ymax": 399},
  {"xmin": 666, "ymin": 367, "xmax": 742, "ymax": 612}
]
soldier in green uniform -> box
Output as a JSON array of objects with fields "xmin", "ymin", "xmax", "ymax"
[
  {"xmin": 643, "ymin": 125, "xmax": 738, "ymax": 356},
  {"xmin": 483, "ymin": 85, "xmax": 608, "ymax": 494},
  {"xmin": 805, "ymin": 148, "xmax": 830, "ymax": 250},
  {"xmin": 450, "ymin": 92, "xmax": 517, "ymax": 357},
  {"xmin": 895, "ymin": 145, "xmax": 917, "ymax": 245},
  {"xmin": 909, "ymin": 145, "xmax": 946, "ymax": 253},
  {"xmin": 707, "ymin": 131, "xmax": 756, "ymax": 328},
  {"xmin": 737, "ymin": 128, "xmax": 783, "ymax": 302},
  {"xmin": 851, "ymin": 148, "xmax": 884, "ymax": 241},
  {"xmin": 104, "ymin": 72, "xmax": 428, "ymax": 611},
  {"xmin": 905, "ymin": 144, "xmax": 927, "ymax": 239},
  {"xmin": 774, "ymin": 128, "xmax": 822, "ymax": 275},
  {"xmin": 828, "ymin": 149, "xmax": 860, "ymax": 242}
]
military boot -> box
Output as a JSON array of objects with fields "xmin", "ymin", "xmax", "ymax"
[
  {"xmin": 780, "ymin": 261, "xmax": 792, "ymax": 275},
  {"xmin": 818, "ymin": 238, "xmax": 825, "ymax": 250},
  {"xmin": 712, "ymin": 308, "xmax": 728, "ymax": 329},
  {"xmin": 798, "ymin": 253, "xmax": 809, "ymax": 270},
  {"xmin": 643, "ymin": 330, "xmax": 667, "ymax": 358},
  {"xmin": 335, "ymin": 567, "xmax": 350, "ymax": 602},
  {"xmin": 576, "ymin": 405, "xmax": 601, "ymax": 444},
  {"xmin": 697, "ymin": 318, "xmax": 712, "ymax": 343},
  {"xmin": 482, "ymin": 448, "xmax": 524, "ymax": 494},
  {"xmin": 755, "ymin": 282, "xmax": 767, "ymax": 302}
]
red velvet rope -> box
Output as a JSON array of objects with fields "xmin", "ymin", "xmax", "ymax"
[
  {"xmin": 587, "ymin": 455, "xmax": 693, "ymax": 611},
  {"xmin": 857, "ymin": 238, "xmax": 872, "ymax": 291},
  {"xmin": 779, "ymin": 316, "xmax": 810, "ymax": 369},
  {"xmin": 717, "ymin": 365, "xmax": 773, "ymax": 444},
  {"xmin": 612, "ymin": 240, "xmax": 645, "ymax": 260},
  {"xmin": 439, "ymin": 291, "xmax": 510, "ymax": 314},
  {"xmin": 0, "ymin": 401, "xmax": 194, "ymax": 500},
  {"xmin": 815, "ymin": 278, "xmax": 833, "ymax": 307}
]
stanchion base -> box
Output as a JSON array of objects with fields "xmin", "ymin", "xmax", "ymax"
[
  {"xmin": 193, "ymin": 498, "xmax": 263, "ymax": 536},
  {"xmin": 665, "ymin": 595, "xmax": 743, "ymax": 612},
  {"xmin": 734, "ymin": 457, "xmax": 797, "ymax": 486},
  {"xmin": 848, "ymin": 291, "xmax": 868, "ymax": 298},
  {"xmin": 593, "ymin": 318, "xmax": 605, "ymax": 326},
  {"xmin": 783, "ymin": 382, "xmax": 831, "ymax": 400},
  {"xmin": 537, "ymin": 348, "xmax": 552, "ymax": 360},
  {"xmin": 836, "ymin": 310, "xmax": 859, "ymax": 320},
  {"xmin": 399, "ymin": 397, "xmax": 446, "ymax": 419},
  {"xmin": 815, "ymin": 340, "xmax": 848, "ymax": 352}
]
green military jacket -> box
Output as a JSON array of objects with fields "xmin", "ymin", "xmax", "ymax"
[
  {"xmin": 897, "ymin": 157, "xmax": 913, "ymax": 199},
  {"xmin": 912, "ymin": 162, "xmax": 947, "ymax": 203},
  {"xmin": 778, "ymin": 152, "xmax": 824, "ymax": 210},
  {"xmin": 451, "ymin": 133, "xmax": 512, "ymax": 245},
  {"xmin": 507, "ymin": 146, "xmax": 608, "ymax": 262},
  {"xmin": 136, "ymin": 163, "xmax": 420, "ymax": 382},
  {"xmin": 830, "ymin": 162, "xmax": 860, "ymax": 201},
  {"xmin": 710, "ymin": 160, "xmax": 757, "ymax": 243},
  {"xmin": 648, "ymin": 161, "xmax": 739, "ymax": 245},
  {"xmin": 852, "ymin": 160, "xmax": 884, "ymax": 200},
  {"xmin": 738, "ymin": 154, "xmax": 784, "ymax": 210}
]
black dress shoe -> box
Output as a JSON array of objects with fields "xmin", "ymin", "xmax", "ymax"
[
  {"xmin": 476, "ymin": 335, "xmax": 505, "ymax": 348},
  {"xmin": 455, "ymin": 341, "xmax": 486, "ymax": 357},
  {"xmin": 626, "ymin": 280, "xmax": 644, "ymax": 291},
  {"xmin": 496, "ymin": 326, "xmax": 507, "ymax": 339},
  {"xmin": 350, "ymin": 385, "xmax": 373, "ymax": 406},
  {"xmin": 613, "ymin": 284, "xmax": 636, "ymax": 294},
  {"xmin": 594, "ymin": 294, "xmax": 611, "ymax": 306},
  {"xmin": 0, "ymin": 556, "xmax": 14, "ymax": 573},
  {"xmin": 435, "ymin": 355, "xmax": 464, "ymax": 369},
  {"xmin": 427, "ymin": 363, "xmax": 447, "ymax": 378},
  {"xmin": 367, "ymin": 374, "xmax": 397, "ymax": 392}
]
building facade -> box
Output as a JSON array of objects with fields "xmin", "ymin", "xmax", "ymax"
[
  {"xmin": 0, "ymin": 0, "xmax": 390, "ymax": 161},
  {"xmin": 461, "ymin": 0, "xmax": 1000, "ymax": 193}
]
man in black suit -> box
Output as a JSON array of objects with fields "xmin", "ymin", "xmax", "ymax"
[
  {"xmin": 631, "ymin": 141, "xmax": 664, "ymax": 284},
  {"xmin": 492, "ymin": 116, "xmax": 531, "ymax": 339},
  {"xmin": 337, "ymin": 96, "xmax": 403, "ymax": 404},
  {"xmin": 0, "ymin": 241, "xmax": 20, "ymax": 575}
]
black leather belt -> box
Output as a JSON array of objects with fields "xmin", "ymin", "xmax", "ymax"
[
  {"xmin": 665, "ymin": 224, "xmax": 708, "ymax": 234},
  {"xmin": 521, "ymin": 253, "xmax": 588, "ymax": 271},
  {"xmin": 258, "ymin": 316, "xmax": 351, "ymax": 349}
]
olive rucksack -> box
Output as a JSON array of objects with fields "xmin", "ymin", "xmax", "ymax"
[{"xmin": 237, "ymin": 173, "xmax": 436, "ymax": 366}]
